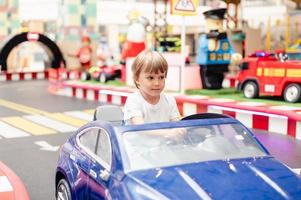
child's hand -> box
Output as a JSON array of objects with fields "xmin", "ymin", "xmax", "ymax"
[{"xmin": 164, "ymin": 128, "xmax": 187, "ymax": 142}]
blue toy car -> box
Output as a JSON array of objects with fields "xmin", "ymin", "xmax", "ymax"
[{"xmin": 55, "ymin": 106, "xmax": 301, "ymax": 200}]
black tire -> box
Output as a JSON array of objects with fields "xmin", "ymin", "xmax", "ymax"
[
  {"xmin": 81, "ymin": 72, "xmax": 89, "ymax": 81},
  {"xmin": 283, "ymin": 83, "xmax": 301, "ymax": 103},
  {"xmin": 56, "ymin": 179, "xmax": 72, "ymax": 200},
  {"xmin": 243, "ymin": 81, "xmax": 259, "ymax": 98},
  {"xmin": 83, "ymin": 72, "xmax": 91, "ymax": 81},
  {"xmin": 201, "ymin": 73, "xmax": 224, "ymax": 89}
]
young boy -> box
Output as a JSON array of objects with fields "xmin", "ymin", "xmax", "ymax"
[{"xmin": 124, "ymin": 50, "xmax": 181, "ymax": 125}]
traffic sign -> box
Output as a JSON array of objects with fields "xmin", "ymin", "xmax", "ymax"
[{"xmin": 170, "ymin": 0, "xmax": 199, "ymax": 16}]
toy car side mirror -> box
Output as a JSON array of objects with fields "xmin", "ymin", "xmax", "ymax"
[{"xmin": 99, "ymin": 169, "xmax": 110, "ymax": 181}]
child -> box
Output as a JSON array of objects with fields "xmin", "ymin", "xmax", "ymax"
[
  {"xmin": 124, "ymin": 50, "xmax": 181, "ymax": 125},
  {"xmin": 69, "ymin": 36, "xmax": 93, "ymax": 71}
]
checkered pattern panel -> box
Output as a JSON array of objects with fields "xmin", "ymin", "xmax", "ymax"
[
  {"xmin": 0, "ymin": 0, "xmax": 19, "ymax": 38},
  {"xmin": 58, "ymin": 0, "xmax": 96, "ymax": 41}
]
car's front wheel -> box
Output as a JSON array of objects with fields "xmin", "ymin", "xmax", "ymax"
[
  {"xmin": 243, "ymin": 81, "xmax": 259, "ymax": 99},
  {"xmin": 56, "ymin": 179, "xmax": 72, "ymax": 200},
  {"xmin": 283, "ymin": 83, "xmax": 301, "ymax": 103}
]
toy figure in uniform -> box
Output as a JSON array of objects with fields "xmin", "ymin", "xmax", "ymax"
[
  {"xmin": 121, "ymin": 9, "xmax": 148, "ymax": 63},
  {"xmin": 76, "ymin": 36, "xmax": 93, "ymax": 71},
  {"xmin": 196, "ymin": 8, "xmax": 233, "ymax": 89}
]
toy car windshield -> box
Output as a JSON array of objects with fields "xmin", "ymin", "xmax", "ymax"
[{"xmin": 121, "ymin": 122, "xmax": 267, "ymax": 171}]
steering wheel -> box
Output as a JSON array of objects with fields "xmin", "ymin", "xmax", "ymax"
[
  {"xmin": 184, "ymin": 127, "xmax": 213, "ymax": 145},
  {"xmin": 162, "ymin": 127, "xmax": 207, "ymax": 146}
]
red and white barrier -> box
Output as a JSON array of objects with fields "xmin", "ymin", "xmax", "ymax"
[
  {"xmin": 48, "ymin": 68, "xmax": 87, "ymax": 81},
  {"xmin": 51, "ymin": 80, "xmax": 301, "ymax": 141},
  {"xmin": 222, "ymin": 74, "xmax": 238, "ymax": 88},
  {"xmin": 0, "ymin": 71, "xmax": 49, "ymax": 81},
  {"xmin": 0, "ymin": 162, "xmax": 29, "ymax": 200}
]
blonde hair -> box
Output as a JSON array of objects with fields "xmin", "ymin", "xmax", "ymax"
[{"xmin": 132, "ymin": 50, "xmax": 168, "ymax": 88}]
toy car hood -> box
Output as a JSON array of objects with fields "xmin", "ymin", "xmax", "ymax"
[{"xmin": 124, "ymin": 157, "xmax": 301, "ymax": 200}]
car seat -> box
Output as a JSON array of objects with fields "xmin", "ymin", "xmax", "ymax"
[{"xmin": 93, "ymin": 105, "xmax": 124, "ymax": 126}]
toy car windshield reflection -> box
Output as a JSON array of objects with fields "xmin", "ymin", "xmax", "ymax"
[{"xmin": 122, "ymin": 123, "xmax": 267, "ymax": 171}]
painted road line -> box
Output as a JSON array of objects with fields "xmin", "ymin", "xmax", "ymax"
[
  {"xmin": 1, "ymin": 117, "xmax": 56, "ymax": 135},
  {"xmin": 0, "ymin": 121, "xmax": 30, "ymax": 138},
  {"xmin": 46, "ymin": 113, "xmax": 88, "ymax": 127},
  {"xmin": 64, "ymin": 111, "xmax": 93, "ymax": 121},
  {"xmin": 24, "ymin": 115, "xmax": 77, "ymax": 132},
  {"xmin": 0, "ymin": 99, "xmax": 49, "ymax": 115},
  {"xmin": 0, "ymin": 176, "xmax": 13, "ymax": 192}
]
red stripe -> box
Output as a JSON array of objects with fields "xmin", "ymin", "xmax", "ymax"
[
  {"xmin": 83, "ymin": 89, "xmax": 87, "ymax": 99},
  {"xmin": 32, "ymin": 72, "xmax": 37, "ymax": 79},
  {"xmin": 230, "ymin": 78, "xmax": 236, "ymax": 87},
  {"xmin": 253, "ymin": 115, "xmax": 269, "ymax": 130},
  {"xmin": 223, "ymin": 110, "xmax": 236, "ymax": 118},
  {"xmin": 121, "ymin": 96, "xmax": 127, "ymax": 105},
  {"xmin": 94, "ymin": 90, "xmax": 99, "ymax": 101},
  {"xmin": 177, "ymin": 102, "xmax": 184, "ymax": 116},
  {"xmin": 72, "ymin": 87, "xmax": 76, "ymax": 97},
  {"xmin": 197, "ymin": 104, "xmax": 208, "ymax": 113},
  {"xmin": 6, "ymin": 74, "xmax": 11, "ymax": 81},
  {"xmin": 66, "ymin": 72, "xmax": 70, "ymax": 79},
  {"xmin": 19, "ymin": 73, "xmax": 24, "ymax": 80},
  {"xmin": 45, "ymin": 71, "xmax": 49, "ymax": 79},
  {"xmin": 107, "ymin": 94, "xmax": 112, "ymax": 103},
  {"xmin": 287, "ymin": 119, "xmax": 296, "ymax": 138}
]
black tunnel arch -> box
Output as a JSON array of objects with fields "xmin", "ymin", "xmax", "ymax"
[{"xmin": 0, "ymin": 32, "xmax": 66, "ymax": 71}]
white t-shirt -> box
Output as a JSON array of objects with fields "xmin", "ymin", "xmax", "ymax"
[{"xmin": 123, "ymin": 91, "xmax": 180, "ymax": 124}]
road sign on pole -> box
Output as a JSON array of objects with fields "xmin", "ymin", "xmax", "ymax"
[
  {"xmin": 170, "ymin": 0, "xmax": 199, "ymax": 16},
  {"xmin": 170, "ymin": 0, "xmax": 199, "ymax": 94}
]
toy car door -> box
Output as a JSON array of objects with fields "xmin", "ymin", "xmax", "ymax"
[
  {"xmin": 87, "ymin": 128, "xmax": 113, "ymax": 200},
  {"xmin": 76, "ymin": 128, "xmax": 102, "ymax": 199}
]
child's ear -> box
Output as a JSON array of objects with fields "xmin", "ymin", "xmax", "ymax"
[
  {"xmin": 135, "ymin": 79, "xmax": 140, "ymax": 86},
  {"xmin": 133, "ymin": 77, "xmax": 139, "ymax": 87}
]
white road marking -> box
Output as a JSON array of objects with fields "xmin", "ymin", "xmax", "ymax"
[
  {"xmin": 24, "ymin": 115, "xmax": 77, "ymax": 132},
  {"xmin": 35, "ymin": 141, "xmax": 59, "ymax": 152},
  {"xmin": 0, "ymin": 121, "xmax": 30, "ymax": 138},
  {"xmin": 0, "ymin": 176, "xmax": 13, "ymax": 192},
  {"xmin": 64, "ymin": 111, "xmax": 93, "ymax": 121}
]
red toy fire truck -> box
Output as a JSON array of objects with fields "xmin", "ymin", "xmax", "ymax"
[{"xmin": 237, "ymin": 51, "xmax": 301, "ymax": 103}]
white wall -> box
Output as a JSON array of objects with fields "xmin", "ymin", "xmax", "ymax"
[
  {"xmin": 97, "ymin": 1, "xmax": 207, "ymax": 27},
  {"xmin": 19, "ymin": 0, "xmax": 59, "ymax": 21}
]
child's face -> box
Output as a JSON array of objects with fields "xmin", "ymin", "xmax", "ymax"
[
  {"xmin": 136, "ymin": 70, "xmax": 166, "ymax": 99},
  {"xmin": 82, "ymin": 41, "xmax": 90, "ymax": 47}
]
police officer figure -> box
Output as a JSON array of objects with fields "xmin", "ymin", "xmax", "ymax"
[{"xmin": 196, "ymin": 8, "xmax": 233, "ymax": 89}]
